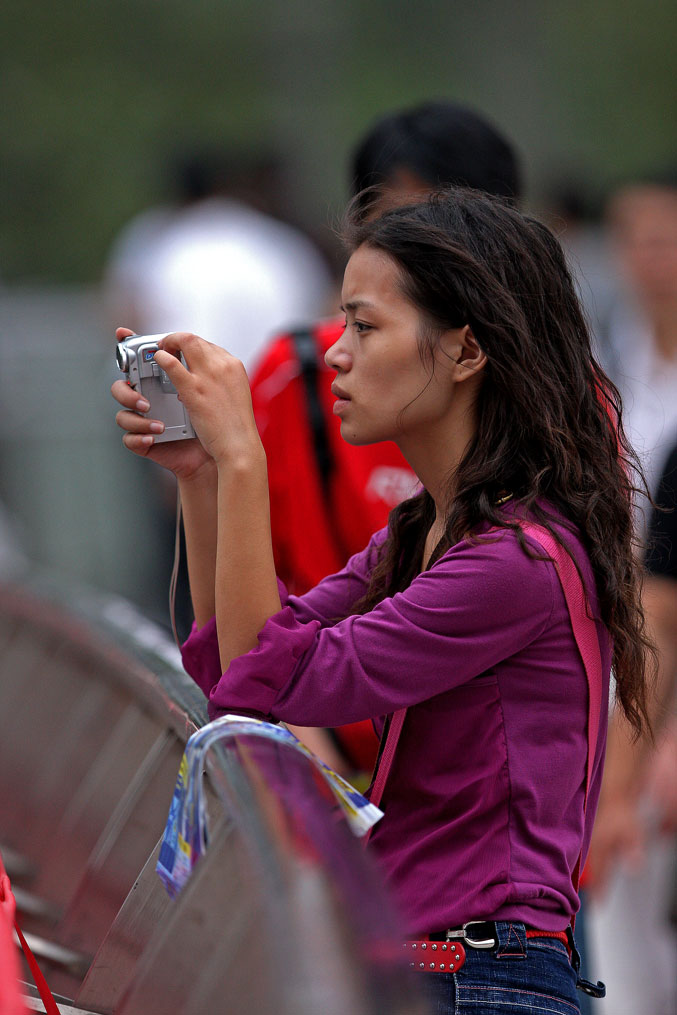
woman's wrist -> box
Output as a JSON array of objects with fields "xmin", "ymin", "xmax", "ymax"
[
  {"xmin": 177, "ymin": 457, "xmax": 218, "ymax": 492},
  {"xmin": 212, "ymin": 440, "xmax": 267, "ymax": 476}
]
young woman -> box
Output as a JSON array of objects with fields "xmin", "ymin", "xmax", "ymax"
[{"xmin": 112, "ymin": 188, "xmax": 652, "ymax": 1013}]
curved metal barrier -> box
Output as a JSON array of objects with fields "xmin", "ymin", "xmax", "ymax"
[{"xmin": 0, "ymin": 570, "xmax": 426, "ymax": 1014}]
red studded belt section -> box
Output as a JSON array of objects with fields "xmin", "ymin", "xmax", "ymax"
[
  {"xmin": 402, "ymin": 927, "xmax": 569, "ymax": 973},
  {"xmin": 402, "ymin": 939, "xmax": 466, "ymax": 973}
]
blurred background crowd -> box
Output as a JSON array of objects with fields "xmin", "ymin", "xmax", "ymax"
[{"xmin": 1, "ymin": 2, "xmax": 675, "ymax": 1013}]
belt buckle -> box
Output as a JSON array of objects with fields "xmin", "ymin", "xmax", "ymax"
[{"xmin": 446, "ymin": 921, "xmax": 496, "ymax": 950}]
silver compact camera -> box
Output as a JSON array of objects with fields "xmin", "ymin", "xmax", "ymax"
[{"xmin": 116, "ymin": 334, "xmax": 196, "ymax": 443}]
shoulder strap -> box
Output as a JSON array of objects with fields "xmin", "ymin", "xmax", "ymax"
[
  {"xmin": 291, "ymin": 326, "xmax": 355, "ymax": 567},
  {"xmin": 365, "ymin": 524, "xmax": 604, "ymax": 845},
  {"xmin": 520, "ymin": 523, "xmax": 603, "ymax": 810},
  {"xmin": 291, "ymin": 326, "xmax": 333, "ymax": 495},
  {"xmin": 368, "ymin": 708, "xmax": 407, "ymax": 815},
  {"xmin": 521, "ymin": 526, "xmax": 608, "ymax": 1006}
]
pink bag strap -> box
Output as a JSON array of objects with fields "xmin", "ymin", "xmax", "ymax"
[
  {"xmin": 365, "ymin": 523, "xmax": 604, "ymax": 862},
  {"xmin": 363, "ymin": 706, "xmax": 406, "ymax": 845},
  {"xmin": 369, "ymin": 707, "xmax": 407, "ymax": 814},
  {"xmin": 520, "ymin": 522, "xmax": 603, "ymax": 811}
]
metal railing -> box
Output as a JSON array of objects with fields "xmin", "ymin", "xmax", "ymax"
[{"xmin": 0, "ymin": 570, "xmax": 425, "ymax": 1014}]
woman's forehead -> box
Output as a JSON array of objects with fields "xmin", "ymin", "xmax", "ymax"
[{"xmin": 341, "ymin": 245, "xmax": 407, "ymax": 308}]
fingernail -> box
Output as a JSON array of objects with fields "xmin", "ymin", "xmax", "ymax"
[
  {"xmin": 136, "ymin": 399, "xmax": 150, "ymax": 412},
  {"xmin": 149, "ymin": 421, "xmax": 165, "ymax": 433},
  {"xmin": 141, "ymin": 435, "xmax": 154, "ymax": 446}
]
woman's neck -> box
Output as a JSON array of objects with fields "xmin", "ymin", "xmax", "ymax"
[{"xmin": 396, "ymin": 407, "xmax": 476, "ymax": 524}]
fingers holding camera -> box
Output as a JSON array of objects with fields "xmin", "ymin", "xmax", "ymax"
[
  {"xmin": 113, "ymin": 400, "xmax": 211, "ymax": 480},
  {"xmin": 116, "ymin": 408, "xmax": 165, "ymax": 445},
  {"xmin": 156, "ymin": 330, "xmax": 215, "ymax": 369},
  {"xmin": 113, "ymin": 412, "xmax": 162, "ymax": 463},
  {"xmin": 111, "ymin": 378, "xmax": 151, "ymax": 415},
  {"xmin": 111, "ymin": 377, "xmax": 168, "ymax": 459},
  {"xmin": 112, "ymin": 331, "xmax": 216, "ymax": 483},
  {"xmin": 154, "ymin": 332, "xmax": 261, "ymax": 466},
  {"xmin": 111, "ymin": 379, "xmax": 159, "ymax": 442}
]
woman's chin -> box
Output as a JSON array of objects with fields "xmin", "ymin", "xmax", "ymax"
[
  {"xmin": 339, "ymin": 429, "xmax": 362, "ymax": 446},
  {"xmin": 339, "ymin": 422, "xmax": 388, "ymax": 447},
  {"xmin": 339, "ymin": 421, "xmax": 365, "ymax": 446}
]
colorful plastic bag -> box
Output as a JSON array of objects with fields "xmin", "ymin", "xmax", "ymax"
[{"xmin": 157, "ymin": 715, "xmax": 383, "ymax": 897}]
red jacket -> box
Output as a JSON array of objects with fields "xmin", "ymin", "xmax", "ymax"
[
  {"xmin": 251, "ymin": 318, "xmax": 417, "ymax": 595},
  {"xmin": 250, "ymin": 319, "xmax": 418, "ymax": 773}
]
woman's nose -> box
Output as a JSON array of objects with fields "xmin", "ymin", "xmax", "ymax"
[{"xmin": 324, "ymin": 329, "xmax": 352, "ymax": 372}]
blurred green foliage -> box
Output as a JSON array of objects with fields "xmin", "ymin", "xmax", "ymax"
[{"xmin": 1, "ymin": 0, "xmax": 675, "ymax": 282}]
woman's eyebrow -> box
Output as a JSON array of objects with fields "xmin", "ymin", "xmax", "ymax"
[{"xmin": 340, "ymin": 299, "xmax": 376, "ymax": 312}]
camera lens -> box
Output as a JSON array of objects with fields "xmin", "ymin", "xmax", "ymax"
[{"xmin": 115, "ymin": 344, "xmax": 129, "ymax": 373}]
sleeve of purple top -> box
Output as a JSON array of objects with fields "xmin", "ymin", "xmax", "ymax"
[
  {"xmin": 181, "ymin": 529, "xmax": 385, "ymax": 702},
  {"xmin": 182, "ymin": 529, "xmax": 559, "ymax": 725}
]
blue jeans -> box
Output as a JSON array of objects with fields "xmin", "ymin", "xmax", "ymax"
[{"xmin": 418, "ymin": 922, "xmax": 581, "ymax": 1014}]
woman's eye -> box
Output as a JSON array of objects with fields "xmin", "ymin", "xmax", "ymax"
[{"xmin": 354, "ymin": 321, "xmax": 371, "ymax": 334}]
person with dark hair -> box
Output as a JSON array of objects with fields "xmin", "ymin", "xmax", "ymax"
[
  {"xmin": 585, "ymin": 442, "xmax": 677, "ymax": 1015},
  {"xmin": 112, "ymin": 186, "xmax": 652, "ymax": 1012},
  {"xmin": 350, "ymin": 100, "xmax": 521, "ymax": 203},
  {"xmin": 249, "ymin": 101, "xmax": 521, "ymax": 775},
  {"xmin": 582, "ymin": 175, "xmax": 677, "ymax": 1015},
  {"xmin": 598, "ymin": 176, "xmax": 677, "ymax": 499}
]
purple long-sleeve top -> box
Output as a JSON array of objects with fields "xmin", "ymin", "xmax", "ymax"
[{"xmin": 181, "ymin": 516, "xmax": 611, "ymax": 936}]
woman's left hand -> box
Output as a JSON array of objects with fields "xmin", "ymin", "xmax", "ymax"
[{"xmin": 153, "ymin": 333, "xmax": 263, "ymax": 468}]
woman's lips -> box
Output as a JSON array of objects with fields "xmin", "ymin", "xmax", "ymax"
[{"xmin": 331, "ymin": 383, "xmax": 351, "ymax": 414}]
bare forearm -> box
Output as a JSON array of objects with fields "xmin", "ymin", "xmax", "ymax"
[
  {"xmin": 215, "ymin": 452, "xmax": 282, "ymax": 672},
  {"xmin": 149, "ymin": 334, "xmax": 281, "ymax": 665},
  {"xmin": 601, "ymin": 708, "xmax": 644, "ymax": 803},
  {"xmin": 178, "ymin": 465, "xmax": 219, "ymax": 629},
  {"xmin": 643, "ymin": 576, "xmax": 677, "ymax": 732}
]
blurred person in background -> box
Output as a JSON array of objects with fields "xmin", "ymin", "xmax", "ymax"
[
  {"xmin": 105, "ymin": 148, "xmax": 332, "ymax": 373},
  {"xmin": 541, "ymin": 178, "xmax": 618, "ymax": 371},
  {"xmin": 643, "ymin": 448, "xmax": 677, "ymax": 860},
  {"xmin": 105, "ymin": 148, "xmax": 333, "ymax": 636},
  {"xmin": 600, "ymin": 176, "xmax": 677, "ymax": 501},
  {"xmin": 249, "ymin": 100, "xmax": 522, "ymax": 777},
  {"xmin": 585, "ymin": 466, "xmax": 677, "ymax": 1015},
  {"xmin": 585, "ymin": 175, "xmax": 677, "ymax": 1015}
]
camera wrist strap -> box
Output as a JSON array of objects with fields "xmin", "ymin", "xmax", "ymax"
[{"xmin": 169, "ymin": 483, "xmax": 182, "ymax": 650}]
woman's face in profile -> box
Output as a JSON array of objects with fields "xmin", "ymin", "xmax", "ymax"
[{"xmin": 326, "ymin": 244, "xmax": 461, "ymax": 449}]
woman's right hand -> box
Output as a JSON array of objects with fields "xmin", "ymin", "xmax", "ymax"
[{"xmin": 111, "ymin": 328, "xmax": 214, "ymax": 483}]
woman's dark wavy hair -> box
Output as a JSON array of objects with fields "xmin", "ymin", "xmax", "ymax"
[{"xmin": 344, "ymin": 186, "xmax": 654, "ymax": 737}]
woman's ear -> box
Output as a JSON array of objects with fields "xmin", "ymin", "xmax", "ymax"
[{"xmin": 440, "ymin": 325, "xmax": 487, "ymax": 380}]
